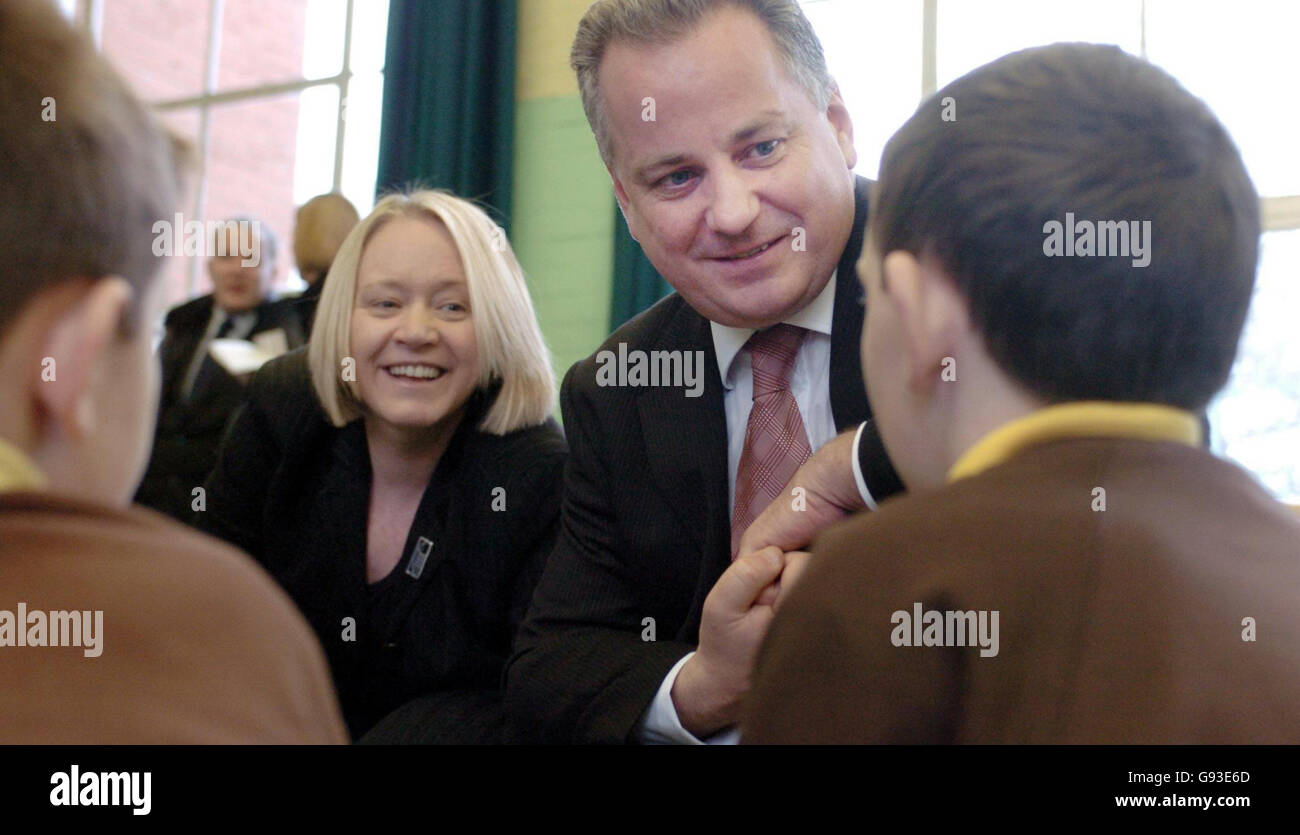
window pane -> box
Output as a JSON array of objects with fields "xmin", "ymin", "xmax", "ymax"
[
  {"xmin": 101, "ymin": 0, "xmax": 212, "ymax": 101},
  {"xmin": 217, "ymin": 0, "xmax": 317, "ymax": 90},
  {"xmin": 341, "ymin": 71, "xmax": 386, "ymax": 216},
  {"xmin": 801, "ymin": 0, "xmax": 924, "ymax": 177},
  {"xmin": 202, "ymin": 93, "xmax": 307, "ymax": 298},
  {"xmin": 302, "ymin": 0, "xmax": 349, "ymax": 80},
  {"xmin": 154, "ymin": 108, "xmax": 204, "ymax": 310},
  {"xmin": 292, "ymin": 84, "xmax": 342, "ymax": 206},
  {"xmin": 936, "ymin": 0, "xmax": 1143, "ymax": 89},
  {"xmin": 349, "ymin": 0, "xmax": 390, "ymax": 74},
  {"xmin": 1145, "ymin": 0, "xmax": 1300, "ymax": 198},
  {"xmin": 1209, "ymin": 229, "xmax": 1300, "ymax": 503}
]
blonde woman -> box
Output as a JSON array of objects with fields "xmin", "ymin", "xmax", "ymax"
[{"xmin": 200, "ymin": 191, "xmax": 564, "ymax": 742}]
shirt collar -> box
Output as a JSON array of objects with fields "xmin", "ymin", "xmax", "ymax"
[
  {"xmin": 0, "ymin": 436, "xmax": 47, "ymax": 494},
  {"xmin": 947, "ymin": 401, "xmax": 1203, "ymax": 483},
  {"xmin": 217, "ymin": 308, "xmax": 257, "ymax": 334},
  {"xmin": 711, "ymin": 271, "xmax": 837, "ymax": 390}
]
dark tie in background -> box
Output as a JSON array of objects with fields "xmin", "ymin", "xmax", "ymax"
[
  {"xmin": 185, "ymin": 315, "xmax": 236, "ymax": 403},
  {"xmin": 730, "ymin": 323, "xmax": 813, "ymax": 557}
]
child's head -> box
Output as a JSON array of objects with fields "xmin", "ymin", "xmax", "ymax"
[{"xmin": 0, "ymin": 0, "xmax": 189, "ymax": 503}]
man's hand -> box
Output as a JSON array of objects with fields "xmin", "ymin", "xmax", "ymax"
[
  {"xmin": 672, "ymin": 546, "xmax": 785, "ymax": 738},
  {"xmin": 737, "ymin": 427, "xmax": 865, "ymax": 558},
  {"xmin": 754, "ymin": 549, "xmax": 812, "ymax": 608}
]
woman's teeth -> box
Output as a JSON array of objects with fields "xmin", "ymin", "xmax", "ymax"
[{"xmin": 387, "ymin": 365, "xmax": 443, "ymax": 380}]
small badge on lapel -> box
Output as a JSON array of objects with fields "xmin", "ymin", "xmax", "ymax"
[{"xmin": 406, "ymin": 536, "xmax": 434, "ymax": 579}]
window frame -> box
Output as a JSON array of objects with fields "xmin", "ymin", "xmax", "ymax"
[{"xmin": 75, "ymin": 0, "xmax": 370, "ymax": 295}]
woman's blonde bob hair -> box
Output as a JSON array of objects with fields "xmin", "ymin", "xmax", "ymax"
[{"xmin": 307, "ymin": 189, "xmax": 556, "ymax": 435}]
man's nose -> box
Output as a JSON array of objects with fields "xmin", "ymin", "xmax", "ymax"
[{"xmin": 704, "ymin": 168, "xmax": 760, "ymax": 237}]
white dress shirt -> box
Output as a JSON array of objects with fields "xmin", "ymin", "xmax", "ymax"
[
  {"xmin": 638, "ymin": 273, "xmax": 841, "ymax": 745},
  {"xmin": 180, "ymin": 307, "xmax": 257, "ymax": 399}
]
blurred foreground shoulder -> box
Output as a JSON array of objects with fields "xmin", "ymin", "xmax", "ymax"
[{"xmin": 0, "ymin": 493, "xmax": 348, "ymax": 743}]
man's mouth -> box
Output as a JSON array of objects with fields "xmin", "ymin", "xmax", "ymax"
[
  {"xmin": 715, "ymin": 235, "xmax": 786, "ymax": 261},
  {"xmin": 385, "ymin": 364, "xmax": 445, "ymax": 381}
]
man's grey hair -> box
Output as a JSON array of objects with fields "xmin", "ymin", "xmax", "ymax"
[
  {"xmin": 210, "ymin": 214, "xmax": 278, "ymax": 269},
  {"xmin": 571, "ymin": 0, "xmax": 833, "ymax": 167}
]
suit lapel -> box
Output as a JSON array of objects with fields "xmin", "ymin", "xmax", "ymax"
[
  {"xmin": 158, "ymin": 297, "xmax": 213, "ymax": 408},
  {"xmin": 634, "ymin": 303, "xmax": 731, "ymax": 634},
  {"xmin": 829, "ymin": 176, "xmax": 872, "ymax": 429}
]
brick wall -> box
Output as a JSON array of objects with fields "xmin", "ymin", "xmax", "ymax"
[{"xmin": 98, "ymin": 0, "xmax": 309, "ymax": 309}]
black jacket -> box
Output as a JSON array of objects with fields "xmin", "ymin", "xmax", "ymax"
[
  {"xmin": 504, "ymin": 176, "xmax": 902, "ymax": 743},
  {"xmin": 290, "ymin": 279, "xmax": 324, "ymax": 334},
  {"xmin": 136, "ymin": 293, "xmax": 306, "ymax": 521},
  {"xmin": 198, "ymin": 350, "xmax": 567, "ymax": 740}
]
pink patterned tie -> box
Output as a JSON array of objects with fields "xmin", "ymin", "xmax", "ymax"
[{"xmin": 731, "ymin": 324, "xmax": 813, "ymax": 558}]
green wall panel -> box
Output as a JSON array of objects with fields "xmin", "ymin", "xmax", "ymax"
[{"xmin": 511, "ymin": 94, "xmax": 614, "ymax": 401}]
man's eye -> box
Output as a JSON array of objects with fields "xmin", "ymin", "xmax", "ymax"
[
  {"xmin": 662, "ymin": 170, "xmax": 694, "ymax": 188},
  {"xmin": 753, "ymin": 139, "xmax": 781, "ymax": 157}
]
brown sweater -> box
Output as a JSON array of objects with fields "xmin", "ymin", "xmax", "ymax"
[
  {"xmin": 743, "ymin": 438, "xmax": 1300, "ymax": 743},
  {"xmin": 0, "ymin": 491, "xmax": 347, "ymax": 743}
]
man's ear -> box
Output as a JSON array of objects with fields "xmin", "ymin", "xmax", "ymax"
[
  {"xmin": 608, "ymin": 165, "xmax": 641, "ymax": 243},
  {"xmin": 36, "ymin": 277, "xmax": 133, "ymax": 440},
  {"xmin": 880, "ymin": 251, "xmax": 958, "ymax": 393},
  {"xmin": 825, "ymin": 80, "xmax": 857, "ymax": 170}
]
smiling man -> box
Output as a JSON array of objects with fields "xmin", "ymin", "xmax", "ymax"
[{"xmin": 505, "ymin": 0, "xmax": 902, "ymax": 744}]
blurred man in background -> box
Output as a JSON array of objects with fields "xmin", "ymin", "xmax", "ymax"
[
  {"xmin": 135, "ymin": 218, "xmax": 306, "ymax": 522},
  {"xmin": 291, "ymin": 192, "xmax": 360, "ymax": 329}
]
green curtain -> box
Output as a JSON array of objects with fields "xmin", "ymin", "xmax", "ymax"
[
  {"xmin": 375, "ymin": 0, "xmax": 518, "ymax": 234},
  {"xmin": 610, "ymin": 203, "xmax": 672, "ymax": 330}
]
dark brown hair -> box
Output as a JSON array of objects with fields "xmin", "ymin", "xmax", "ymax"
[
  {"xmin": 871, "ymin": 43, "xmax": 1260, "ymax": 410},
  {"xmin": 0, "ymin": 0, "xmax": 189, "ymax": 338}
]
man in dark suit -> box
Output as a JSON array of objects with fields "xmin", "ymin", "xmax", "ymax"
[
  {"xmin": 743, "ymin": 44, "xmax": 1300, "ymax": 743},
  {"xmin": 504, "ymin": 0, "xmax": 901, "ymax": 743},
  {"xmin": 135, "ymin": 219, "xmax": 306, "ymax": 522}
]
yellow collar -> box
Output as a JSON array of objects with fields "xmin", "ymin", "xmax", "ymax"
[
  {"xmin": 947, "ymin": 402, "xmax": 1202, "ymax": 483},
  {"xmin": 0, "ymin": 436, "xmax": 47, "ymax": 494}
]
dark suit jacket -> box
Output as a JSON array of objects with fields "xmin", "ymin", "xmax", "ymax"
[
  {"xmin": 0, "ymin": 490, "xmax": 346, "ymax": 743},
  {"xmin": 291, "ymin": 279, "xmax": 324, "ymax": 334},
  {"xmin": 136, "ymin": 293, "xmax": 306, "ymax": 521},
  {"xmin": 744, "ymin": 437, "xmax": 1300, "ymax": 743},
  {"xmin": 198, "ymin": 350, "xmax": 567, "ymax": 740},
  {"xmin": 505, "ymin": 176, "xmax": 902, "ymax": 743}
]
